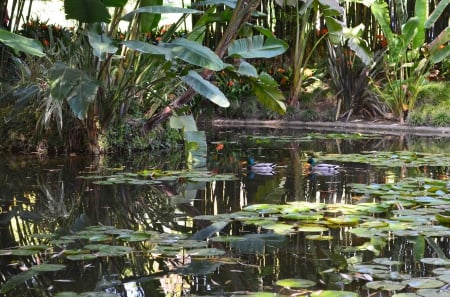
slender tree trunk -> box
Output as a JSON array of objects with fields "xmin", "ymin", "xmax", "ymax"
[{"xmin": 143, "ymin": 0, "xmax": 260, "ymax": 131}]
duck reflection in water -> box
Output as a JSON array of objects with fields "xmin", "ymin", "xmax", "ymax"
[
  {"xmin": 246, "ymin": 157, "xmax": 276, "ymax": 177},
  {"xmin": 304, "ymin": 158, "xmax": 345, "ymax": 204}
]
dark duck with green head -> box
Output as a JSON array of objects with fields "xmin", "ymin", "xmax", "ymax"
[
  {"xmin": 307, "ymin": 157, "xmax": 340, "ymax": 175},
  {"xmin": 247, "ymin": 157, "xmax": 276, "ymax": 175}
]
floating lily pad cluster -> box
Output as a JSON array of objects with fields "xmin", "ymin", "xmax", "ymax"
[
  {"xmin": 0, "ymin": 224, "xmax": 236, "ymax": 295},
  {"xmin": 318, "ymin": 151, "xmax": 450, "ymax": 168},
  {"xmin": 192, "ymin": 175, "xmax": 450, "ymax": 295},
  {"xmin": 79, "ymin": 168, "xmax": 238, "ymax": 185},
  {"xmin": 242, "ymin": 132, "xmax": 376, "ymax": 145}
]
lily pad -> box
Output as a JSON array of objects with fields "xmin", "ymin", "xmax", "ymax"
[
  {"xmin": 365, "ymin": 280, "xmax": 406, "ymax": 291},
  {"xmin": 420, "ymin": 258, "xmax": 450, "ymax": 265},
  {"xmin": 402, "ymin": 278, "xmax": 446, "ymax": 289},
  {"xmin": 275, "ymin": 278, "xmax": 316, "ymax": 288},
  {"xmin": 311, "ymin": 291, "xmax": 358, "ymax": 297}
]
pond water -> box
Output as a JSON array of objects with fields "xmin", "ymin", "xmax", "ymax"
[{"xmin": 1, "ymin": 127, "xmax": 450, "ymax": 297}]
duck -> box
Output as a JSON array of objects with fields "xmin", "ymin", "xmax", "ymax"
[
  {"xmin": 307, "ymin": 157, "xmax": 340, "ymax": 175},
  {"xmin": 246, "ymin": 157, "xmax": 276, "ymax": 175}
]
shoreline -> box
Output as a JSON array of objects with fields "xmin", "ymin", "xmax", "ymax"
[{"xmin": 211, "ymin": 119, "xmax": 450, "ymax": 137}]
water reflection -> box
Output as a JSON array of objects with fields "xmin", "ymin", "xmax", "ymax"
[{"xmin": 0, "ymin": 130, "xmax": 450, "ymax": 296}]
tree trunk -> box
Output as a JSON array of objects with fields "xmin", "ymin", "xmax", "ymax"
[{"xmin": 143, "ymin": 0, "xmax": 260, "ymax": 131}]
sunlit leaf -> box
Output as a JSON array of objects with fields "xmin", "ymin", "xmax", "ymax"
[{"xmin": 0, "ymin": 29, "xmax": 45, "ymax": 57}]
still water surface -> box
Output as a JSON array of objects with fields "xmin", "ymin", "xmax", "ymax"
[{"xmin": 1, "ymin": 127, "xmax": 449, "ymax": 296}]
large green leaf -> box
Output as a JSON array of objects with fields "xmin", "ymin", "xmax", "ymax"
[
  {"xmin": 87, "ymin": 29, "xmax": 118, "ymax": 61},
  {"xmin": 122, "ymin": 40, "xmax": 173, "ymax": 60},
  {"xmin": 428, "ymin": 27, "xmax": 450, "ymax": 59},
  {"xmin": 412, "ymin": 0, "xmax": 426, "ymax": 48},
  {"xmin": 139, "ymin": 0, "xmax": 163, "ymax": 33},
  {"xmin": 342, "ymin": 24, "xmax": 373, "ymax": 65},
  {"xmin": 228, "ymin": 35, "xmax": 288, "ymax": 59},
  {"xmin": 0, "ymin": 29, "xmax": 45, "ymax": 57},
  {"xmin": 424, "ymin": 0, "xmax": 449, "ymax": 29},
  {"xmin": 370, "ymin": 1, "xmax": 394, "ymax": 43},
  {"xmin": 49, "ymin": 63, "xmax": 99, "ymax": 119},
  {"xmin": 181, "ymin": 71, "xmax": 229, "ymax": 107},
  {"xmin": 319, "ymin": 0, "xmax": 344, "ymax": 15},
  {"xmin": 238, "ymin": 61, "xmax": 258, "ymax": 77},
  {"xmin": 64, "ymin": 0, "xmax": 111, "ymax": 23},
  {"xmin": 66, "ymin": 81, "xmax": 99, "ymax": 119},
  {"xmin": 171, "ymin": 38, "xmax": 224, "ymax": 71},
  {"xmin": 402, "ymin": 17, "xmax": 419, "ymax": 51},
  {"xmin": 252, "ymin": 72, "xmax": 286, "ymax": 114}
]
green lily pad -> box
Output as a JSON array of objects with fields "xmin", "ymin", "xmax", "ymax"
[
  {"xmin": 311, "ymin": 291, "xmax": 358, "ymax": 297},
  {"xmin": 297, "ymin": 225, "xmax": 329, "ymax": 232},
  {"xmin": 365, "ymin": 280, "xmax": 406, "ymax": 291},
  {"xmin": 325, "ymin": 216, "xmax": 360, "ymax": 226},
  {"xmin": 96, "ymin": 245, "xmax": 133, "ymax": 257},
  {"xmin": 373, "ymin": 258, "xmax": 402, "ymax": 266},
  {"xmin": 415, "ymin": 288, "xmax": 450, "ymax": 296},
  {"xmin": 275, "ymin": 278, "xmax": 316, "ymax": 288},
  {"xmin": 420, "ymin": 258, "xmax": 450, "ymax": 265},
  {"xmin": 305, "ymin": 234, "xmax": 333, "ymax": 240},
  {"xmin": 66, "ymin": 254, "xmax": 98, "ymax": 261},
  {"xmin": 402, "ymin": 278, "xmax": 446, "ymax": 289}
]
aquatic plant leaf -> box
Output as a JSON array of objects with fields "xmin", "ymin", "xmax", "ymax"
[
  {"xmin": 297, "ymin": 225, "xmax": 329, "ymax": 232},
  {"xmin": 373, "ymin": 258, "xmax": 402, "ymax": 266},
  {"xmin": 264, "ymin": 222, "xmax": 296, "ymax": 234},
  {"xmin": 275, "ymin": 278, "xmax": 316, "ymax": 288},
  {"xmin": 349, "ymin": 264, "xmax": 389, "ymax": 274},
  {"xmin": 305, "ymin": 235, "xmax": 333, "ymax": 240},
  {"xmin": 432, "ymin": 267, "xmax": 450, "ymax": 275},
  {"xmin": 311, "ymin": 291, "xmax": 358, "ymax": 297},
  {"xmin": 281, "ymin": 212, "xmax": 323, "ymax": 221},
  {"xmin": 435, "ymin": 213, "xmax": 450, "ymax": 225},
  {"xmin": 66, "ymin": 254, "xmax": 98, "ymax": 261},
  {"xmin": 420, "ymin": 258, "xmax": 450, "ymax": 265},
  {"xmin": 359, "ymin": 220, "xmax": 390, "ymax": 228},
  {"xmin": 437, "ymin": 274, "xmax": 450, "ymax": 283},
  {"xmin": 325, "ymin": 216, "xmax": 359, "ymax": 226},
  {"xmin": 96, "ymin": 245, "xmax": 133, "ymax": 257},
  {"xmin": 117, "ymin": 231, "xmax": 153, "ymax": 242},
  {"xmin": 30, "ymin": 264, "xmax": 66, "ymax": 272},
  {"xmin": 402, "ymin": 278, "xmax": 446, "ymax": 289},
  {"xmin": 365, "ymin": 280, "xmax": 406, "ymax": 291},
  {"xmin": 243, "ymin": 204, "xmax": 283, "ymax": 214}
]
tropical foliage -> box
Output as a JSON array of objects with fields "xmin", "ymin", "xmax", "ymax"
[{"xmin": 0, "ymin": 0, "xmax": 449, "ymax": 153}]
